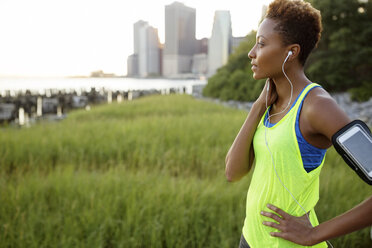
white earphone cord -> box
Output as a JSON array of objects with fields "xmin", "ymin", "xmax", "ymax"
[{"xmin": 264, "ymin": 53, "xmax": 334, "ymax": 248}]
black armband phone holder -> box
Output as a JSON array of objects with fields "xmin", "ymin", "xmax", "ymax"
[{"xmin": 332, "ymin": 120, "xmax": 372, "ymax": 185}]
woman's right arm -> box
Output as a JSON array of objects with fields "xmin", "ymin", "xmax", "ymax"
[{"xmin": 225, "ymin": 80, "xmax": 276, "ymax": 182}]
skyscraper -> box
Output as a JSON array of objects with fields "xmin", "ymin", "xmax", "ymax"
[
  {"xmin": 127, "ymin": 20, "xmax": 147, "ymax": 77},
  {"xmin": 163, "ymin": 2, "xmax": 196, "ymax": 77},
  {"xmin": 134, "ymin": 20, "xmax": 147, "ymax": 55},
  {"xmin": 128, "ymin": 20, "xmax": 161, "ymax": 77},
  {"xmin": 138, "ymin": 21, "xmax": 149, "ymax": 77},
  {"xmin": 191, "ymin": 37, "xmax": 208, "ymax": 76},
  {"xmin": 208, "ymin": 11, "xmax": 232, "ymax": 77},
  {"xmin": 127, "ymin": 54, "xmax": 138, "ymax": 76},
  {"xmin": 147, "ymin": 26, "xmax": 161, "ymax": 76}
]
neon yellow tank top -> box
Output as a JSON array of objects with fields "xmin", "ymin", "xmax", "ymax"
[{"xmin": 242, "ymin": 83, "xmax": 328, "ymax": 247}]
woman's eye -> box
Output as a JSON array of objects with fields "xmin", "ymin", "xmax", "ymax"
[{"xmin": 257, "ymin": 42, "xmax": 264, "ymax": 47}]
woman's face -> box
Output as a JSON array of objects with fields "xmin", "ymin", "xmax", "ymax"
[{"xmin": 248, "ymin": 18, "xmax": 288, "ymax": 80}]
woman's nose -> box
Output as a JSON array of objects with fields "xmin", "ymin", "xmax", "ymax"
[{"xmin": 248, "ymin": 47, "xmax": 255, "ymax": 60}]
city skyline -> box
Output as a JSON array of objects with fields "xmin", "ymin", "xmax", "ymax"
[
  {"xmin": 0, "ymin": 0, "xmax": 271, "ymax": 77},
  {"xmin": 128, "ymin": 4, "xmax": 248, "ymax": 78}
]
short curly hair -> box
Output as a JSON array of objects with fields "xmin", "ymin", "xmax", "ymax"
[{"xmin": 266, "ymin": 0, "xmax": 322, "ymax": 66}]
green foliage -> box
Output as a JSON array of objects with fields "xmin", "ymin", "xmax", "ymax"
[
  {"xmin": 349, "ymin": 81, "xmax": 372, "ymax": 101},
  {"xmin": 203, "ymin": 32, "xmax": 266, "ymax": 102},
  {"xmin": 1, "ymin": 96, "xmax": 371, "ymax": 247},
  {"xmin": 306, "ymin": 0, "xmax": 372, "ymax": 98}
]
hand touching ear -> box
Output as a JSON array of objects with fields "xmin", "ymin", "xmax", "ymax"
[{"xmin": 256, "ymin": 78, "xmax": 278, "ymax": 109}]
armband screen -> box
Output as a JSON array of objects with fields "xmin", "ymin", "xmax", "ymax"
[{"xmin": 332, "ymin": 120, "xmax": 372, "ymax": 185}]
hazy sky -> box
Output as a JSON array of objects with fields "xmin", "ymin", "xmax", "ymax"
[{"xmin": 0, "ymin": 0, "xmax": 271, "ymax": 77}]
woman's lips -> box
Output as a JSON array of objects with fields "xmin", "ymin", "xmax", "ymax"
[{"xmin": 251, "ymin": 65, "xmax": 257, "ymax": 70}]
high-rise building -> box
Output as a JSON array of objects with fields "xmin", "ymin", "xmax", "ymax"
[
  {"xmin": 128, "ymin": 20, "xmax": 161, "ymax": 77},
  {"xmin": 127, "ymin": 54, "xmax": 138, "ymax": 76},
  {"xmin": 208, "ymin": 11, "xmax": 232, "ymax": 77},
  {"xmin": 232, "ymin": 37, "xmax": 246, "ymax": 51},
  {"xmin": 191, "ymin": 38, "xmax": 208, "ymax": 76},
  {"xmin": 138, "ymin": 21, "xmax": 149, "ymax": 77},
  {"xmin": 147, "ymin": 26, "xmax": 161, "ymax": 76},
  {"xmin": 163, "ymin": 2, "xmax": 196, "ymax": 77},
  {"xmin": 134, "ymin": 20, "xmax": 147, "ymax": 55},
  {"xmin": 195, "ymin": 38, "xmax": 208, "ymax": 54},
  {"xmin": 192, "ymin": 53, "xmax": 208, "ymax": 75}
]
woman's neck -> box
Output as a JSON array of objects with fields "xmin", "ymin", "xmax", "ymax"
[{"xmin": 271, "ymin": 68, "xmax": 311, "ymax": 109}]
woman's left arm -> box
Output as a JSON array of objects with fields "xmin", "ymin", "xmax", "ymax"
[
  {"xmin": 261, "ymin": 196, "xmax": 372, "ymax": 246},
  {"xmin": 301, "ymin": 90, "xmax": 350, "ymax": 143}
]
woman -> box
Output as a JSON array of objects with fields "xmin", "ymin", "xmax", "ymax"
[{"xmin": 225, "ymin": 0, "xmax": 350, "ymax": 247}]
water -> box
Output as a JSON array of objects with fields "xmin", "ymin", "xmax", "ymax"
[
  {"xmin": 0, "ymin": 77, "xmax": 207, "ymax": 95},
  {"xmin": 0, "ymin": 77, "xmax": 207, "ymax": 126}
]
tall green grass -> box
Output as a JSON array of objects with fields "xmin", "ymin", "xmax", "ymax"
[
  {"xmin": 0, "ymin": 167, "xmax": 251, "ymax": 248},
  {"xmin": 0, "ymin": 95, "xmax": 371, "ymax": 247},
  {"xmin": 0, "ymin": 96, "xmax": 241, "ymax": 178}
]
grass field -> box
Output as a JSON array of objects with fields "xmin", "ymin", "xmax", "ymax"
[{"xmin": 1, "ymin": 94, "xmax": 371, "ymax": 247}]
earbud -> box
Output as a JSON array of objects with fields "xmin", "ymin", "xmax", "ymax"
[{"xmin": 284, "ymin": 51, "xmax": 292, "ymax": 63}]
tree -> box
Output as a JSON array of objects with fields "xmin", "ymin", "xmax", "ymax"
[{"xmin": 307, "ymin": 0, "xmax": 372, "ymax": 100}]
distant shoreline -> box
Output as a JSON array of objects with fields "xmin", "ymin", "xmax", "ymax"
[{"xmin": 0, "ymin": 75, "xmax": 206, "ymax": 80}]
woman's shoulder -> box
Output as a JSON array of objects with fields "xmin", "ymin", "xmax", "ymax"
[
  {"xmin": 302, "ymin": 85, "xmax": 351, "ymax": 139},
  {"xmin": 304, "ymin": 85, "xmax": 338, "ymax": 112}
]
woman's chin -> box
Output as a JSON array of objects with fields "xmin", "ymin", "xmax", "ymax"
[{"xmin": 252, "ymin": 73, "xmax": 264, "ymax": 80}]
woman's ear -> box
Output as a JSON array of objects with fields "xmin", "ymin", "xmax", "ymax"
[{"xmin": 288, "ymin": 44, "xmax": 300, "ymax": 61}]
